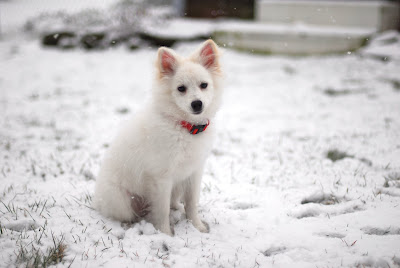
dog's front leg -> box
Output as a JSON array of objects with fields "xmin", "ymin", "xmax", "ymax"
[
  {"xmin": 184, "ymin": 170, "xmax": 209, "ymax": 233},
  {"xmin": 146, "ymin": 179, "xmax": 174, "ymax": 235}
]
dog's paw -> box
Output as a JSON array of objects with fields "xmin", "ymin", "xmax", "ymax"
[
  {"xmin": 158, "ymin": 226, "xmax": 174, "ymax": 236},
  {"xmin": 171, "ymin": 202, "xmax": 185, "ymax": 214},
  {"xmin": 152, "ymin": 221, "xmax": 174, "ymax": 236},
  {"xmin": 193, "ymin": 220, "xmax": 210, "ymax": 233}
]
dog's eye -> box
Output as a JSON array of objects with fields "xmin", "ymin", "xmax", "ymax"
[
  {"xmin": 177, "ymin": 85, "xmax": 186, "ymax": 93},
  {"xmin": 200, "ymin": 82, "xmax": 208, "ymax": 89}
]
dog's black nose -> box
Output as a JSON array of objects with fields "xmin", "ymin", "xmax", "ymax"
[{"xmin": 191, "ymin": 100, "xmax": 203, "ymax": 113}]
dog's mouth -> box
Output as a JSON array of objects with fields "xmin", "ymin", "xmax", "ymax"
[{"xmin": 192, "ymin": 110, "xmax": 203, "ymax": 115}]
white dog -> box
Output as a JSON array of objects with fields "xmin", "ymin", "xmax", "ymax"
[{"xmin": 94, "ymin": 40, "xmax": 223, "ymax": 235}]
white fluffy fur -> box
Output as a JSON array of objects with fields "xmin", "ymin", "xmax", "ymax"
[{"xmin": 93, "ymin": 40, "xmax": 223, "ymax": 235}]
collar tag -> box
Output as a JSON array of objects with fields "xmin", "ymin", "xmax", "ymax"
[{"xmin": 181, "ymin": 120, "xmax": 209, "ymax": 135}]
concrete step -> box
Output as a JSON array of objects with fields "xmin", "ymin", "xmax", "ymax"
[
  {"xmin": 212, "ymin": 1, "xmax": 399, "ymax": 55},
  {"xmin": 213, "ymin": 21, "xmax": 375, "ymax": 55}
]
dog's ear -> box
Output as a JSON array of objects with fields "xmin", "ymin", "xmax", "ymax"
[
  {"xmin": 193, "ymin": 39, "xmax": 220, "ymax": 73},
  {"xmin": 157, "ymin": 47, "xmax": 178, "ymax": 77}
]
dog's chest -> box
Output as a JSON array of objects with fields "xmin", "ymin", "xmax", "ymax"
[{"xmin": 148, "ymin": 129, "xmax": 212, "ymax": 180}]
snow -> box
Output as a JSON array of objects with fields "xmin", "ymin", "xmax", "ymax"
[
  {"xmin": 1, "ymin": 3, "xmax": 400, "ymax": 267},
  {"xmin": 140, "ymin": 18, "xmax": 375, "ymax": 41},
  {"xmin": 0, "ymin": 0, "xmax": 115, "ymax": 34},
  {"xmin": 142, "ymin": 18, "xmax": 215, "ymax": 39},
  {"xmin": 361, "ymin": 30, "xmax": 400, "ymax": 60},
  {"xmin": 215, "ymin": 21, "xmax": 375, "ymax": 37}
]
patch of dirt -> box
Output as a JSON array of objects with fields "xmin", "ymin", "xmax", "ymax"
[
  {"xmin": 263, "ymin": 246, "xmax": 287, "ymax": 257},
  {"xmin": 301, "ymin": 192, "xmax": 342, "ymax": 206},
  {"xmin": 361, "ymin": 226, "xmax": 400, "ymax": 236}
]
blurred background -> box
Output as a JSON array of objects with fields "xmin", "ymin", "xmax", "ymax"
[{"xmin": 1, "ymin": 0, "xmax": 399, "ymax": 55}]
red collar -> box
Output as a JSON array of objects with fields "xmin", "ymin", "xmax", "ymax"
[{"xmin": 181, "ymin": 120, "xmax": 209, "ymax": 135}]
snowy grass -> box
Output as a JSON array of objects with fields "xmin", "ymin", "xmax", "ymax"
[
  {"xmin": 1, "ymin": 34, "xmax": 400, "ymax": 267},
  {"xmin": 15, "ymin": 231, "xmax": 66, "ymax": 267}
]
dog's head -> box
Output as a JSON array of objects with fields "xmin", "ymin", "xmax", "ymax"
[{"xmin": 154, "ymin": 40, "xmax": 222, "ymax": 123}]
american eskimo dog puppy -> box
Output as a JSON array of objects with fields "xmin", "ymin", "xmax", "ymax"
[{"xmin": 94, "ymin": 40, "xmax": 222, "ymax": 235}]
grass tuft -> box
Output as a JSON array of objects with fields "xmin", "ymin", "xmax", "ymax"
[
  {"xmin": 301, "ymin": 193, "xmax": 341, "ymax": 206},
  {"xmin": 326, "ymin": 149, "xmax": 353, "ymax": 162},
  {"xmin": 16, "ymin": 232, "xmax": 66, "ymax": 268},
  {"xmin": 263, "ymin": 246, "xmax": 287, "ymax": 257},
  {"xmin": 323, "ymin": 88, "xmax": 352, "ymax": 96},
  {"xmin": 383, "ymin": 172, "xmax": 400, "ymax": 188},
  {"xmin": 382, "ymin": 78, "xmax": 400, "ymax": 91},
  {"xmin": 162, "ymin": 242, "xmax": 169, "ymax": 252}
]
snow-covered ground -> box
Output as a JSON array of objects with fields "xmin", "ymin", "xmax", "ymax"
[
  {"xmin": 0, "ymin": 0, "xmax": 116, "ymax": 35},
  {"xmin": 1, "ymin": 3, "xmax": 400, "ymax": 268}
]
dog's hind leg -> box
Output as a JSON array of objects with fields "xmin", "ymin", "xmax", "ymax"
[{"xmin": 94, "ymin": 181, "xmax": 136, "ymax": 223}]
